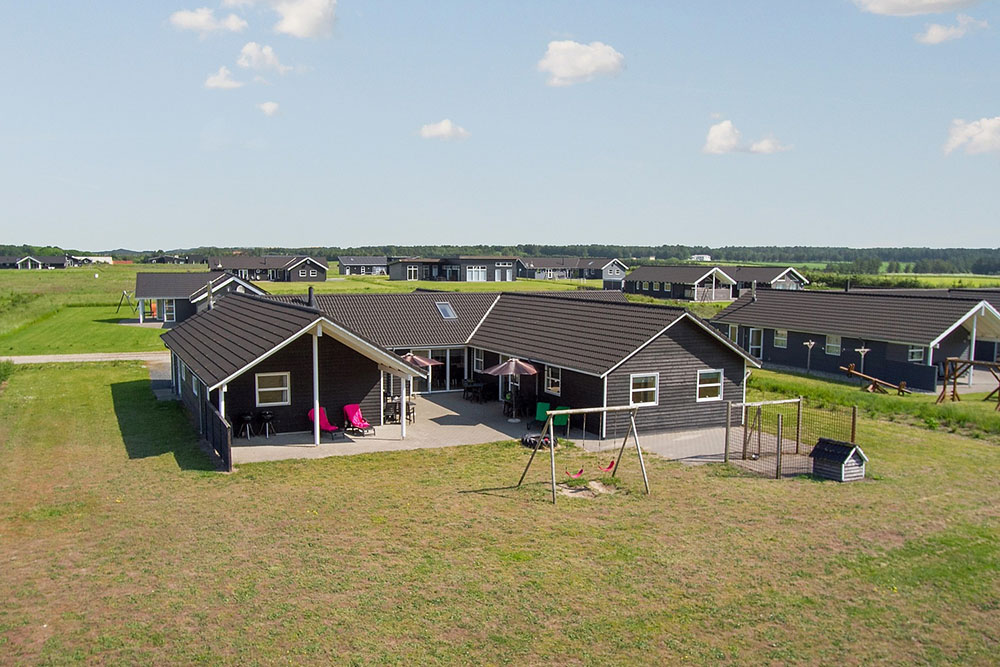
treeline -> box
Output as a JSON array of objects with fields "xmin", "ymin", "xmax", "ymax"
[{"xmin": 0, "ymin": 244, "xmax": 81, "ymax": 257}]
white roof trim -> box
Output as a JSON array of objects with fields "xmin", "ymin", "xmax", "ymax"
[
  {"xmin": 284, "ymin": 256, "xmax": 327, "ymax": 271},
  {"xmin": 463, "ymin": 294, "xmax": 502, "ymax": 343},
  {"xmin": 772, "ymin": 267, "xmax": 810, "ymax": 285},
  {"xmin": 929, "ymin": 300, "xmax": 1000, "ymax": 348},
  {"xmin": 189, "ymin": 275, "xmax": 266, "ymax": 302},
  {"xmin": 693, "ymin": 267, "xmax": 736, "ymax": 286}
]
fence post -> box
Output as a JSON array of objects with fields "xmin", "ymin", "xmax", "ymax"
[
  {"xmin": 850, "ymin": 405, "xmax": 858, "ymax": 443},
  {"xmin": 756, "ymin": 406, "xmax": 762, "ymax": 458},
  {"xmin": 795, "ymin": 397, "xmax": 802, "ymax": 455},
  {"xmin": 775, "ymin": 414, "xmax": 783, "ymax": 480},
  {"xmin": 724, "ymin": 401, "xmax": 731, "ymax": 463},
  {"xmin": 741, "ymin": 405, "xmax": 749, "ymax": 460}
]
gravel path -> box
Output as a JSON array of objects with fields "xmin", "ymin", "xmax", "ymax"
[{"xmin": 0, "ymin": 351, "xmax": 170, "ymax": 364}]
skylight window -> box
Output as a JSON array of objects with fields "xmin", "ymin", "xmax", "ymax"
[{"xmin": 435, "ymin": 302, "xmax": 457, "ymax": 319}]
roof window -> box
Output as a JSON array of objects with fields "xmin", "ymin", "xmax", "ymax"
[{"xmin": 435, "ymin": 302, "xmax": 457, "ymax": 319}]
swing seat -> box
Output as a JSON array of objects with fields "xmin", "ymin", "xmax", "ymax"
[
  {"xmin": 566, "ymin": 467, "xmax": 584, "ymax": 479},
  {"xmin": 597, "ymin": 460, "xmax": 615, "ymax": 472}
]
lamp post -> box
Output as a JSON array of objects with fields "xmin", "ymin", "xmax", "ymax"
[
  {"xmin": 855, "ymin": 345, "xmax": 870, "ymax": 386},
  {"xmin": 803, "ymin": 340, "xmax": 815, "ymax": 375}
]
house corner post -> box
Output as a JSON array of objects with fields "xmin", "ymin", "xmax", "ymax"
[
  {"xmin": 400, "ymin": 373, "xmax": 407, "ymax": 440},
  {"xmin": 312, "ymin": 327, "xmax": 320, "ymax": 446}
]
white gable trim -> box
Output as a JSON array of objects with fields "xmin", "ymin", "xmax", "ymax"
[
  {"xmin": 189, "ymin": 275, "xmax": 266, "ymax": 302},
  {"xmin": 284, "ymin": 256, "xmax": 327, "ymax": 272},
  {"xmin": 771, "ymin": 267, "xmax": 809, "ymax": 285},
  {"xmin": 928, "ymin": 300, "xmax": 1000, "ymax": 348}
]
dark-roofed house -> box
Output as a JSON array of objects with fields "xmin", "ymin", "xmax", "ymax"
[
  {"xmin": 515, "ymin": 257, "xmax": 629, "ymax": 286},
  {"xmin": 387, "ymin": 257, "xmax": 517, "ymax": 282},
  {"xmin": 208, "ymin": 255, "xmax": 328, "ymax": 282},
  {"xmin": 712, "ymin": 290, "xmax": 1000, "ymax": 390},
  {"xmin": 723, "ymin": 266, "xmax": 809, "ymax": 295},
  {"xmin": 0, "ymin": 256, "xmax": 19, "ymax": 269},
  {"xmin": 624, "ymin": 265, "xmax": 736, "ymax": 301},
  {"xmin": 337, "ymin": 256, "xmax": 388, "ymax": 275},
  {"xmin": 134, "ymin": 271, "xmax": 267, "ymax": 324},
  {"xmin": 16, "ymin": 255, "xmax": 69, "ymax": 270}
]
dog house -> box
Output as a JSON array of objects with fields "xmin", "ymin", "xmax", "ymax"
[{"xmin": 809, "ymin": 438, "xmax": 867, "ymax": 482}]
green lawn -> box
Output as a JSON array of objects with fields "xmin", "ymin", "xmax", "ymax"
[
  {"xmin": 0, "ymin": 305, "xmax": 167, "ymax": 356},
  {"xmin": 1, "ymin": 363, "xmax": 998, "ymax": 663},
  {"xmin": 623, "ymin": 294, "xmax": 731, "ymax": 319}
]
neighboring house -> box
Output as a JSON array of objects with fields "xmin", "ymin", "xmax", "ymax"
[
  {"xmin": 69, "ymin": 255, "xmax": 114, "ymax": 266},
  {"xmin": 515, "ymin": 257, "xmax": 629, "ymax": 286},
  {"xmin": 0, "ymin": 256, "xmax": 19, "ymax": 269},
  {"xmin": 722, "ymin": 266, "xmax": 809, "ymax": 295},
  {"xmin": 623, "ymin": 266, "xmax": 736, "ymax": 301},
  {"xmin": 15, "ymin": 255, "xmax": 69, "ymax": 269},
  {"xmin": 145, "ymin": 254, "xmax": 190, "ymax": 264},
  {"xmin": 338, "ymin": 256, "xmax": 388, "ymax": 275},
  {"xmin": 134, "ymin": 271, "xmax": 267, "ymax": 324},
  {"xmin": 164, "ymin": 290, "xmax": 758, "ymax": 445},
  {"xmin": 208, "ymin": 255, "xmax": 329, "ymax": 282},
  {"xmin": 387, "ymin": 257, "xmax": 518, "ymax": 282},
  {"xmin": 690, "ymin": 254, "xmax": 712, "ymax": 262},
  {"xmin": 712, "ymin": 290, "xmax": 1000, "ymax": 391}
]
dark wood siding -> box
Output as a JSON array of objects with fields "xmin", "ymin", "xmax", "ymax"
[
  {"xmin": 287, "ymin": 260, "xmax": 328, "ymax": 282},
  {"xmin": 222, "ymin": 334, "xmax": 381, "ymax": 434},
  {"xmin": 606, "ymin": 318, "xmax": 745, "ymax": 434}
]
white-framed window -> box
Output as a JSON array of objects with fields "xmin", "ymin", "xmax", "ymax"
[
  {"xmin": 825, "ymin": 335, "xmax": 841, "ymax": 356},
  {"xmin": 696, "ymin": 369, "xmax": 724, "ymax": 402},
  {"xmin": 544, "ymin": 366, "xmax": 562, "ymax": 396},
  {"xmin": 629, "ymin": 373, "xmax": 659, "ymax": 407},
  {"xmin": 466, "ymin": 265, "xmax": 487, "ymax": 282},
  {"xmin": 255, "ymin": 372, "xmax": 291, "ymax": 407},
  {"xmin": 309, "ymin": 269, "xmax": 317, "ymax": 277},
  {"xmin": 473, "ymin": 348, "xmax": 484, "ymax": 373},
  {"xmin": 163, "ymin": 298, "xmax": 176, "ymax": 323},
  {"xmin": 642, "ymin": 281, "xmax": 650, "ymax": 291},
  {"xmin": 299, "ymin": 269, "xmax": 307, "ymax": 277},
  {"xmin": 406, "ymin": 265, "xmax": 419, "ymax": 281},
  {"xmin": 180, "ymin": 361, "xmax": 187, "ymax": 382},
  {"xmin": 496, "ymin": 261, "xmax": 513, "ymax": 267},
  {"xmin": 728, "ymin": 324, "xmax": 738, "ymax": 342},
  {"xmin": 907, "ymin": 345, "xmax": 925, "ymax": 363},
  {"xmin": 652, "ymin": 282, "xmax": 661, "ymax": 291},
  {"xmin": 435, "ymin": 302, "xmax": 457, "ymax": 319},
  {"xmin": 773, "ymin": 329, "xmax": 788, "ymax": 349}
]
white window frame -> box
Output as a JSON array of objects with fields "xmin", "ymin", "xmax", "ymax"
[
  {"xmin": 309, "ymin": 269, "xmax": 317, "ymax": 277},
  {"xmin": 696, "ymin": 369, "xmax": 724, "ymax": 402},
  {"xmin": 652, "ymin": 282, "xmax": 660, "ymax": 291},
  {"xmin": 728, "ymin": 324, "xmax": 738, "ymax": 342},
  {"xmin": 773, "ymin": 329, "xmax": 788, "ymax": 349},
  {"xmin": 163, "ymin": 298, "xmax": 176, "ymax": 323},
  {"xmin": 544, "ymin": 366, "xmax": 562, "ymax": 396},
  {"xmin": 255, "ymin": 372, "xmax": 291, "ymax": 407},
  {"xmin": 435, "ymin": 302, "xmax": 457, "ymax": 319},
  {"xmin": 473, "ymin": 348, "xmax": 484, "ymax": 373},
  {"xmin": 907, "ymin": 345, "xmax": 925, "ymax": 363},
  {"xmin": 466, "ymin": 265, "xmax": 487, "ymax": 282},
  {"xmin": 642, "ymin": 281, "xmax": 650, "ymax": 291},
  {"xmin": 299, "ymin": 269, "xmax": 307, "ymax": 277},
  {"xmin": 629, "ymin": 372, "xmax": 659, "ymax": 407},
  {"xmin": 406, "ymin": 265, "xmax": 419, "ymax": 281},
  {"xmin": 825, "ymin": 335, "xmax": 842, "ymax": 356}
]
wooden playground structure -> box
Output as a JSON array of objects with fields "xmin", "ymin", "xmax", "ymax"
[
  {"xmin": 839, "ymin": 363, "xmax": 911, "ymax": 395},
  {"xmin": 936, "ymin": 357, "xmax": 1000, "ymax": 411}
]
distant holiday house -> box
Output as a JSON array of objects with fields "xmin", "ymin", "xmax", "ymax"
[
  {"xmin": 208, "ymin": 255, "xmax": 328, "ymax": 282},
  {"xmin": 134, "ymin": 271, "xmax": 266, "ymax": 324}
]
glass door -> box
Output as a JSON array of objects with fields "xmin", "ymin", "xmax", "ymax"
[
  {"xmin": 413, "ymin": 349, "xmax": 430, "ymax": 393},
  {"xmin": 430, "ymin": 350, "xmax": 448, "ymax": 391},
  {"xmin": 448, "ymin": 348, "xmax": 465, "ymax": 390},
  {"xmin": 749, "ymin": 328, "xmax": 763, "ymax": 357},
  {"xmin": 163, "ymin": 299, "xmax": 176, "ymax": 322}
]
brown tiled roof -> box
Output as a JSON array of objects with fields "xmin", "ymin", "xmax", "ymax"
[
  {"xmin": 713, "ymin": 289, "xmax": 992, "ymax": 345},
  {"xmin": 337, "ymin": 256, "xmax": 387, "ymax": 266},
  {"xmin": 135, "ymin": 271, "xmax": 229, "ymax": 298},
  {"xmin": 208, "ymin": 255, "xmax": 328, "ymax": 270},
  {"xmin": 625, "ymin": 265, "xmax": 734, "ymax": 284},
  {"xmin": 469, "ymin": 293, "xmax": 692, "ymax": 376},
  {"xmin": 162, "ymin": 293, "xmax": 322, "ymax": 387},
  {"xmin": 267, "ymin": 292, "xmax": 500, "ymax": 348},
  {"xmin": 721, "ymin": 266, "xmax": 806, "ymax": 285}
]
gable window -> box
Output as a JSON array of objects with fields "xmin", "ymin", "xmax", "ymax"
[
  {"xmin": 466, "ymin": 265, "xmax": 487, "ymax": 282},
  {"xmin": 473, "ymin": 348, "xmax": 484, "ymax": 373},
  {"xmin": 630, "ymin": 373, "xmax": 659, "ymax": 407},
  {"xmin": 406, "ymin": 265, "xmax": 419, "ymax": 281},
  {"xmin": 309, "ymin": 269, "xmax": 317, "ymax": 277},
  {"xmin": 544, "ymin": 366, "xmax": 562, "ymax": 396},
  {"xmin": 255, "ymin": 372, "xmax": 291, "ymax": 407},
  {"xmin": 696, "ymin": 369, "xmax": 724, "ymax": 402},
  {"xmin": 907, "ymin": 345, "xmax": 925, "ymax": 363},
  {"xmin": 825, "ymin": 335, "xmax": 841, "ymax": 356},
  {"xmin": 299, "ymin": 269, "xmax": 307, "ymax": 277},
  {"xmin": 773, "ymin": 329, "xmax": 788, "ymax": 349},
  {"xmin": 435, "ymin": 302, "xmax": 457, "ymax": 319}
]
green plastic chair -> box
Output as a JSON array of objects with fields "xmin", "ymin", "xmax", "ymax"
[
  {"xmin": 553, "ymin": 406, "xmax": 571, "ymax": 429},
  {"xmin": 534, "ymin": 401, "xmax": 550, "ymax": 425}
]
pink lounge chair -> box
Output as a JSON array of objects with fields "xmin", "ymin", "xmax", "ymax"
[
  {"xmin": 343, "ymin": 403, "xmax": 375, "ymax": 436},
  {"xmin": 308, "ymin": 407, "xmax": 342, "ymax": 440}
]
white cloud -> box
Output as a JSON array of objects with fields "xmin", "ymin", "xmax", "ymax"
[
  {"xmin": 237, "ymin": 42, "xmax": 291, "ymax": 73},
  {"xmin": 419, "ymin": 119, "xmax": 470, "ymax": 140},
  {"xmin": 273, "ymin": 0, "xmax": 336, "ymax": 38},
  {"xmin": 222, "ymin": 0, "xmax": 256, "ymax": 7},
  {"xmin": 854, "ymin": 0, "xmax": 981, "ymax": 16},
  {"xmin": 944, "ymin": 117, "xmax": 1000, "ymax": 154},
  {"xmin": 915, "ymin": 14, "xmax": 988, "ymax": 43},
  {"xmin": 258, "ymin": 101, "xmax": 280, "ymax": 116},
  {"xmin": 703, "ymin": 120, "xmax": 791, "ymax": 155},
  {"xmin": 537, "ymin": 40, "xmax": 624, "ymax": 87},
  {"xmin": 204, "ymin": 66, "xmax": 244, "ymax": 89},
  {"xmin": 169, "ymin": 7, "xmax": 248, "ymax": 35}
]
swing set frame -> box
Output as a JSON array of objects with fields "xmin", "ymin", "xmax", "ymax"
[{"xmin": 517, "ymin": 405, "xmax": 650, "ymax": 504}]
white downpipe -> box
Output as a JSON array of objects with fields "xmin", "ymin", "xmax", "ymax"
[
  {"xmin": 312, "ymin": 327, "xmax": 320, "ymax": 446},
  {"xmin": 400, "ymin": 373, "xmax": 407, "ymax": 439},
  {"xmin": 138, "ymin": 298, "xmax": 144, "ymax": 324}
]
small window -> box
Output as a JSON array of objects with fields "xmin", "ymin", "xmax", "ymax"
[
  {"xmin": 630, "ymin": 373, "xmax": 658, "ymax": 406},
  {"xmin": 435, "ymin": 302, "xmax": 457, "ymax": 319},
  {"xmin": 773, "ymin": 329, "xmax": 788, "ymax": 349},
  {"xmin": 407, "ymin": 265, "xmax": 419, "ymax": 281},
  {"xmin": 309, "ymin": 269, "xmax": 317, "ymax": 277},
  {"xmin": 473, "ymin": 348, "xmax": 484, "ymax": 373},
  {"xmin": 256, "ymin": 372, "xmax": 291, "ymax": 407},
  {"xmin": 908, "ymin": 345, "xmax": 925, "ymax": 363},
  {"xmin": 728, "ymin": 324, "xmax": 738, "ymax": 342},
  {"xmin": 642, "ymin": 281, "xmax": 650, "ymax": 291},
  {"xmin": 697, "ymin": 369, "xmax": 723, "ymax": 402},
  {"xmin": 299, "ymin": 269, "xmax": 307, "ymax": 277},
  {"xmin": 652, "ymin": 282, "xmax": 661, "ymax": 291},
  {"xmin": 825, "ymin": 335, "xmax": 841, "ymax": 356},
  {"xmin": 544, "ymin": 366, "xmax": 562, "ymax": 396}
]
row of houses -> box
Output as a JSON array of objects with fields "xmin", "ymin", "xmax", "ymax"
[
  {"xmin": 0, "ymin": 254, "xmax": 114, "ymax": 269},
  {"xmin": 623, "ymin": 265, "xmax": 809, "ymax": 301},
  {"xmin": 338, "ymin": 255, "xmax": 629, "ymax": 285}
]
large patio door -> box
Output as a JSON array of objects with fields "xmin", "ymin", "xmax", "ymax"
[
  {"xmin": 163, "ymin": 299, "xmax": 176, "ymax": 322},
  {"xmin": 430, "ymin": 350, "xmax": 448, "ymax": 391},
  {"xmin": 749, "ymin": 328, "xmax": 763, "ymax": 357}
]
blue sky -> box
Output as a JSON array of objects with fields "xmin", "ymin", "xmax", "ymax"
[{"xmin": 1, "ymin": 1, "xmax": 997, "ymax": 251}]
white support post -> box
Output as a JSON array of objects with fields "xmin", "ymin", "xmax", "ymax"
[
  {"xmin": 218, "ymin": 384, "xmax": 226, "ymax": 419},
  {"xmin": 138, "ymin": 298, "xmax": 144, "ymax": 324},
  {"xmin": 312, "ymin": 326, "xmax": 320, "ymax": 446},
  {"xmin": 400, "ymin": 373, "xmax": 407, "ymax": 439},
  {"xmin": 969, "ymin": 313, "xmax": 978, "ymax": 385}
]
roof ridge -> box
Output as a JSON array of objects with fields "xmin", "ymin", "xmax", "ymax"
[
  {"xmin": 499, "ymin": 290, "xmax": 686, "ymax": 312},
  {"xmin": 231, "ymin": 291, "xmax": 321, "ymax": 315}
]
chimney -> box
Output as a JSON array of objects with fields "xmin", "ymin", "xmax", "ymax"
[
  {"xmin": 308, "ymin": 286, "xmax": 315, "ymax": 308},
  {"xmin": 751, "ymin": 280, "xmax": 757, "ymax": 302},
  {"xmin": 207, "ymin": 280, "xmax": 214, "ymax": 310},
  {"xmin": 845, "ymin": 278, "xmax": 851, "ymax": 293}
]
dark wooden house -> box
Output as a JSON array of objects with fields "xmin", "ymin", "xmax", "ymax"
[
  {"xmin": 208, "ymin": 255, "xmax": 328, "ymax": 282},
  {"xmin": 387, "ymin": 256, "xmax": 517, "ymax": 282},
  {"xmin": 337, "ymin": 256, "xmax": 389, "ymax": 275},
  {"xmin": 810, "ymin": 438, "xmax": 867, "ymax": 482},
  {"xmin": 134, "ymin": 272, "xmax": 266, "ymax": 324},
  {"xmin": 623, "ymin": 265, "xmax": 736, "ymax": 302},
  {"xmin": 515, "ymin": 257, "xmax": 628, "ymax": 285}
]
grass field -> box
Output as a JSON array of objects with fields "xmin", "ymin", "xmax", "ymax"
[
  {"xmin": 0, "ymin": 306, "xmax": 167, "ymax": 356},
  {"xmin": 1, "ymin": 362, "xmax": 998, "ymax": 663}
]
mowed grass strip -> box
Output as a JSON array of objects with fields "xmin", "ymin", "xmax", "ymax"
[
  {"xmin": 1, "ymin": 363, "xmax": 999, "ymax": 663},
  {"xmin": 0, "ymin": 305, "xmax": 167, "ymax": 355}
]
